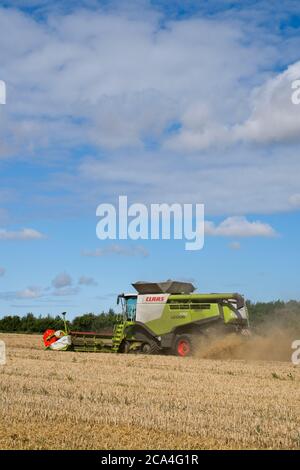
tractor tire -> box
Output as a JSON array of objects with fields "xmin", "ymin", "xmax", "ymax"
[
  {"xmin": 173, "ymin": 334, "xmax": 193, "ymax": 357},
  {"xmin": 141, "ymin": 339, "xmax": 160, "ymax": 355},
  {"xmin": 119, "ymin": 340, "xmax": 130, "ymax": 354}
]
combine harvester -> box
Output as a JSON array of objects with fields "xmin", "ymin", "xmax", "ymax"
[{"xmin": 43, "ymin": 280, "xmax": 250, "ymax": 357}]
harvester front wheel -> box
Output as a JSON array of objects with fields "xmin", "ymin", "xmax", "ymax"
[{"xmin": 174, "ymin": 335, "xmax": 193, "ymax": 357}]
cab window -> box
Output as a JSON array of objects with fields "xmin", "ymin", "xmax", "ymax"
[{"xmin": 126, "ymin": 297, "xmax": 137, "ymax": 321}]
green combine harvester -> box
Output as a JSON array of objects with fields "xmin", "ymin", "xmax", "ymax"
[{"xmin": 44, "ymin": 280, "xmax": 250, "ymax": 356}]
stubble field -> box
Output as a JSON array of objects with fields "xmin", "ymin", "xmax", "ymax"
[{"xmin": 0, "ymin": 333, "xmax": 299, "ymax": 450}]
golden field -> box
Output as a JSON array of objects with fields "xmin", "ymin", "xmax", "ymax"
[{"xmin": 0, "ymin": 332, "xmax": 299, "ymax": 450}]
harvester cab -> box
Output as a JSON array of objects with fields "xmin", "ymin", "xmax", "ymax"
[{"xmin": 117, "ymin": 293, "xmax": 137, "ymax": 321}]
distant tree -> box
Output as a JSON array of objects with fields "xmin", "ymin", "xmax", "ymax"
[
  {"xmin": 0, "ymin": 315, "xmax": 22, "ymax": 332},
  {"xmin": 72, "ymin": 313, "xmax": 100, "ymax": 331}
]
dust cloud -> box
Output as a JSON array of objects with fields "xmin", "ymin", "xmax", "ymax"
[{"xmin": 195, "ymin": 326, "xmax": 298, "ymax": 362}]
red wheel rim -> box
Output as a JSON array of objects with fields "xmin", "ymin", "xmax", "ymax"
[{"xmin": 177, "ymin": 340, "xmax": 190, "ymax": 357}]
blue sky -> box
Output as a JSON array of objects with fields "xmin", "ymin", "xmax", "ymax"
[{"xmin": 1, "ymin": 0, "xmax": 300, "ymax": 318}]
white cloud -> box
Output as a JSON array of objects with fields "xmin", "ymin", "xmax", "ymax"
[
  {"xmin": 82, "ymin": 244, "xmax": 149, "ymax": 257},
  {"xmin": 0, "ymin": 267, "xmax": 5, "ymax": 277},
  {"xmin": 50, "ymin": 273, "xmax": 79, "ymax": 296},
  {"xmin": 0, "ymin": 285, "xmax": 42, "ymax": 300},
  {"xmin": 78, "ymin": 275, "xmax": 98, "ymax": 286},
  {"xmin": 0, "ymin": 279, "xmax": 78, "ymax": 302},
  {"xmin": 52, "ymin": 287, "xmax": 79, "ymax": 296},
  {"xmin": 17, "ymin": 286, "xmax": 42, "ymax": 299},
  {"xmin": 0, "ymin": 228, "xmax": 45, "ymax": 240},
  {"xmin": 52, "ymin": 272, "xmax": 72, "ymax": 289},
  {"xmin": 0, "ymin": 6, "xmax": 273, "ymax": 156},
  {"xmin": 0, "ymin": 4, "xmax": 299, "ymax": 219},
  {"xmin": 288, "ymin": 193, "xmax": 300, "ymax": 208},
  {"xmin": 205, "ymin": 216, "xmax": 277, "ymax": 238},
  {"xmin": 164, "ymin": 104, "xmax": 232, "ymax": 152},
  {"xmin": 77, "ymin": 145, "xmax": 300, "ymax": 215},
  {"xmin": 88, "ymin": 91, "xmax": 177, "ymax": 149},
  {"xmin": 165, "ymin": 60, "xmax": 300, "ymax": 151},
  {"xmin": 233, "ymin": 61, "xmax": 300, "ymax": 144},
  {"xmin": 229, "ymin": 241, "xmax": 241, "ymax": 250}
]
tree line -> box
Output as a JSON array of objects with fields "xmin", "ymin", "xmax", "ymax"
[
  {"xmin": 0, "ymin": 301, "xmax": 299, "ymax": 334},
  {"xmin": 0, "ymin": 309, "xmax": 118, "ymax": 333},
  {"xmin": 246, "ymin": 300, "xmax": 300, "ymax": 334}
]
